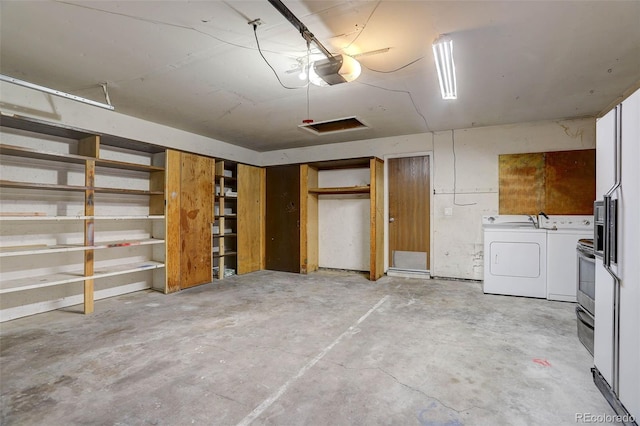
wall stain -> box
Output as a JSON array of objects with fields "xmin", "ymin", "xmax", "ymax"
[{"xmin": 558, "ymin": 122, "xmax": 584, "ymax": 142}]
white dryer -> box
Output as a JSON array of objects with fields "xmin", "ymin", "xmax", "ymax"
[
  {"xmin": 541, "ymin": 215, "xmax": 593, "ymax": 302},
  {"xmin": 483, "ymin": 215, "xmax": 548, "ymax": 298}
]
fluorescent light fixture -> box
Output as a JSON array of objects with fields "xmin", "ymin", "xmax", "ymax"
[
  {"xmin": 0, "ymin": 74, "xmax": 115, "ymax": 110},
  {"xmin": 309, "ymin": 54, "xmax": 362, "ymax": 86},
  {"xmin": 432, "ymin": 35, "xmax": 457, "ymax": 100}
]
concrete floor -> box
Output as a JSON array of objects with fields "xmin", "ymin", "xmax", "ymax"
[{"xmin": 1, "ymin": 270, "xmax": 615, "ymax": 425}]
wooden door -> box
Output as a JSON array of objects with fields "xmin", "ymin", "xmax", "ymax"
[
  {"xmin": 265, "ymin": 165, "xmax": 300, "ymax": 273},
  {"xmin": 237, "ymin": 164, "xmax": 265, "ymax": 274},
  {"xmin": 388, "ymin": 156, "xmax": 431, "ymax": 270},
  {"xmin": 180, "ymin": 152, "xmax": 213, "ymax": 288}
]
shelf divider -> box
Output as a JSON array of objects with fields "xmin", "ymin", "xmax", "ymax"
[
  {"xmin": 308, "ymin": 185, "xmax": 371, "ymax": 195},
  {"xmin": 84, "ymin": 158, "xmax": 95, "ymax": 314}
]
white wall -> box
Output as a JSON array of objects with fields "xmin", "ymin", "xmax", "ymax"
[
  {"xmin": 431, "ymin": 121, "xmax": 595, "ymax": 279},
  {"xmin": 317, "ymin": 169, "xmax": 370, "ymax": 271},
  {"xmin": 0, "ymin": 82, "xmax": 261, "ymax": 165},
  {"xmin": 264, "ymin": 118, "xmax": 596, "ymax": 280}
]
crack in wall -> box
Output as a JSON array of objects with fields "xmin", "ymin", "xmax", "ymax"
[{"xmin": 558, "ymin": 122, "xmax": 585, "ymax": 142}]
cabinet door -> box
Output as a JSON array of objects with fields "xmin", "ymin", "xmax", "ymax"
[
  {"xmin": 265, "ymin": 165, "xmax": 300, "ymax": 273},
  {"xmin": 237, "ymin": 164, "xmax": 265, "ymax": 274},
  {"xmin": 180, "ymin": 153, "xmax": 213, "ymax": 288}
]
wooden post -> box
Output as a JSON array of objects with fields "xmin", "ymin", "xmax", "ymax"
[
  {"xmin": 299, "ymin": 165, "xmax": 318, "ymax": 274},
  {"xmin": 369, "ymin": 158, "xmax": 385, "ymax": 280},
  {"xmin": 78, "ymin": 135, "xmax": 100, "ymax": 157},
  {"xmin": 84, "ymin": 159, "xmax": 95, "ymax": 314},
  {"xmin": 164, "ymin": 150, "xmax": 181, "ymax": 293},
  {"xmin": 219, "ymin": 174, "xmax": 226, "ymax": 280}
]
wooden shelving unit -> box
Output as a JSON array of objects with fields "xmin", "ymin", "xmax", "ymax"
[
  {"xmin": 0, "ymin": 114, "xmax": 167, "ymax": 321},
  {"xmin": 211, "ymin": 162, "xmax": 265, "ymax": 278},
  {"xmin": 300, "ymin": 157, "xmax": 384, "ymax": 280},
  {"xmin": 213, "ymin": 160, "xmax": 238, "ymax": 279}
]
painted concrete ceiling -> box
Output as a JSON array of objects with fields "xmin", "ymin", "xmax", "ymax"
[{"xmin": 1, "ymin": 1, "xmax": 639, "ymax": 151}]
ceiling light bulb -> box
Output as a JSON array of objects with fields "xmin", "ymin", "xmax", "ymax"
[
  {"xmin": 432, "ymin": 35, "xmax": 457, "ymax": 100},
  {"xmin": 299, "ymin": 71, "xmax": 307, "ymax": 80},
  {"xmin": 339, "ymin": 55, "xmax": 361, "ymax": 82}
]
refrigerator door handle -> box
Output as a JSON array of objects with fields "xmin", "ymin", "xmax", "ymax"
[{"xmin": 603, "ymin": 103, "xmax": 621, "ymax": 277}]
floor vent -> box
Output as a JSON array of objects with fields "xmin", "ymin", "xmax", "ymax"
[{"xmin": 299, "ymin": 116, "xmax": 369, "ymax": 135}]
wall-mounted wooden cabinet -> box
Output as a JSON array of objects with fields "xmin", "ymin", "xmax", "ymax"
[{"xmin": 0, "ymin": 113, "xmax": 167, "ymax": 321}]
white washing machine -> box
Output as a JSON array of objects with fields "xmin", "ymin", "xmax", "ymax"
[
  {"xmin": 483, "ymin": 215, "xmax": 548, "ymax": 298},
  {"xmin": 541, "ymin": 215, "xmax": 593, "ymax": 302}
]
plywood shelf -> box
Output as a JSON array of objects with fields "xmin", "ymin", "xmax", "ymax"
[
  {"xmin": 1, "ymin": 272, "xmax": 88, "ymax": 294},
  {"xmin": 0, "ymin": 180, "xmax": 89, "ymax": 192},
  {"xmin": 0, "ymin": 143, "xmax": 164, "ymax": 172},
  {"xmin": 213, "ymin": 251, "xmax": 237, "ymax": 259},
  {"xmin": 0, "ymin": 243, "xmax": 86, "ymax": 257},
  {"xmin": 93, "ymin": 215, "xmax": 165, "ymax": 220},
  {"xmin": 215, "ymin": 175, "xmax": 237, "ymax": 182},
  {"xmin": 0, "ymin": 238, "xmax": 164, "ymax": 257},
  {"xmin": 308, "ymin": 185, "xmax": 371, "ymax": 195},
  {"xmin": 0, "ymin": 261, "xmax": 165, "ymax": 294},
  {"xmin": 0, "ymin": 180, "xmax": 162, "ymax": 195},
  {"xmin": 307, "ymin": 157, "xmax": 372, "ymax": 170},
  {"xmin": 94, "ymin": 187, "xmax": 163, "ymax": 195},
  {"xmin": 94, "ymin": 238, "xmax": 165, "ymax": 249},
  {"xmin": 0, "ymin": 215, "xmax": 165, "ymax": 221},
  {"xmin": 1, "ymin": 113, "xmax": 165, "ymax": 154},
  {"xmin": 213, "ymin": 233, "xmax": 237, "ymax": 238},
  {"xmin": 0, "ymin": 215, "xmax": 88, "ymax": 221}
]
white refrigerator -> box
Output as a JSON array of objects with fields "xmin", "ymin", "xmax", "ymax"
[{"xmin": 593, "ymin": 86, "xmax": 640, "ymax": 422}]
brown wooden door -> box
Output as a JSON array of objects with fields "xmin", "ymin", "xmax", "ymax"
[
  {"xmin": 388, "ymin": 156, "xmax": 431, "ymax": 270},
  {"xmin": 237, "ymin": 164, "xmax": 265, "ymax": 274},
  {"xmin": 180, "ymin": 152, "xmax": 213, "ymax": 288},
  {"xmin": 265, "ymin": 165, "xmax": 300, "ymax": 273}
]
